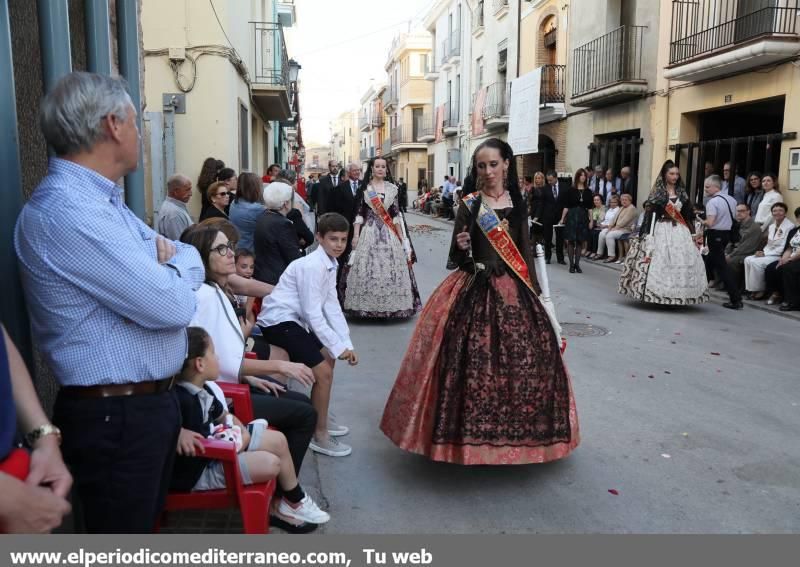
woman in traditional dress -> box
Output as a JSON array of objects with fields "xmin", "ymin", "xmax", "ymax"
[
  {"xmin": 380, "ymin": 138, "xmax": 579, "ymax": 465},
  {"xmin": 339, "ymin": 157, "xmax": 422, "ymax": 319},
  {"xmin": 562, "ymin": 169, "xmax": 594, "ymax": 274},
  {"xmin": 618, "ymin": 160, "xmax": 709, "ymax": 305}
]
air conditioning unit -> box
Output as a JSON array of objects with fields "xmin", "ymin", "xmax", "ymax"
[{"xmin": 789, "ymin": 147, "xmax": 800, "ymax": 192}]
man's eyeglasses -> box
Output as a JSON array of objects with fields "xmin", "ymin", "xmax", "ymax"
[{"xmin": 211, "ymin": 242, "xmax": 235, "ymax": 256}]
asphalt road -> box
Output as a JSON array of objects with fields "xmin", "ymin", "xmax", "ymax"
[{"xmin": 301, "ymin": 212, "xmax": 800, "ymax": 534}]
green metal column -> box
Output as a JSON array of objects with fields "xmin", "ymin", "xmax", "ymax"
[
  {"xmin": 86, "ymin": 0, "xmax": 112, "ymax": 75},
  {"xmin": 0, "ymin": 0, "xmax": 31, "ymax": 361},
  {"xmin": 117, "ymin": 0, "xmax": 146, "ymax": 220}
]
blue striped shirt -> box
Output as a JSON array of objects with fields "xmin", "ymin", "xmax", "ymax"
[{"xmin": 14, "ymin": 158, "xmax": 205, "ymax": 386}]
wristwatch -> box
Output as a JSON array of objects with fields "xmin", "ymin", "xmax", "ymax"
[{"xmin": 25, "ymin": 424, "xmax": 62, "ymax": 446}]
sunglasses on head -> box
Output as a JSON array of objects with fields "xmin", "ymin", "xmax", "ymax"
[{"xmin": 215, "ymin": 191, "xmax": 234, "ymax": 198}]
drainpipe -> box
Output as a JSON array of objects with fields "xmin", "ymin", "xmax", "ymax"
[
  {"xmin": 0, "ymin": 1, "xmax": 32, "ymax": 362},
  {"xmin": 516, "ymin": 0, "xmax": 522, "ymax": 78},
  {"xmin": 37, "ymin": 0, "xmax": 72, "ymax": 91},
  {"xmin": 86, "ymin": 0, "xmax": 112, "ymax": 74},
  {"xmin": 117, "ymin": 0, "xmax": 146, "ymax": 220}
]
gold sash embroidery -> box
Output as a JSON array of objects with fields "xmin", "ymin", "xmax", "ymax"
[
  {"xmin": 366, "ymin": 186, "xmax": 403, "ymax": 243},
  {"xmin": 463, "ymin": 192, "xmax": 536, "ymax": 293}
]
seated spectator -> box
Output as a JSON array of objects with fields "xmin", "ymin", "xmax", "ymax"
[
  {"xmin": 0, "ymin": 325, "xmax": 72, "ymax": 533},
  {"xmin": 744, "ymin": 202, "xmax": 795, "ymax": 299},
  {"xmin": 763, "ymin": 206, "xmax": 800, "ymax": 308},
  {"xmin": 617, "ymin": 211, "xmax": 645, "ymax": 262},
  {"xmin": 587, "ymin": 194, "xmax": 606, "ymax": 257},
  {"xmin": 590, "ymin": 194, "xmax": 621, "ymax": 260},
  {"xmin": 155, "ymin": 174, "xmax": 194, "ymax": 240},
  {"xmin": 276, "ymin": 170, "xmax": 315, "ymax": 249},
  {"xmin": 258, "ymin": 213, "xmax": 359, "ymax": 459},
  {"xmin": 724, "ymin": 203, "xmax": 762, "ymax": 290},
  {"xmin": 199, "ymin": 181, "xmax": 230, "ymax": 221},
  {"xmin": 229, "ymin": 172, "xmax": 265, "ymax": 252},
  {"xmin": 254, "ymin": 182, "xmax": 303, "ymax": 285},
  {"xmin": 179, "ymin": 224, "xmax": 320, "ymax": 532},
  {"xmin": 233, "ymin": 248, "xmax": 256, "ymax": 334},
  {"xmin": 602, "ymin": 193, "xmax": 637, "ymax": 263},
  {"xmin": 171, "ymin": 327, "xmax": 328, "ymax": 528}
]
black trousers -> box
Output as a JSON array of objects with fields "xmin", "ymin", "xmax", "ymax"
[
  {"xmin": 249, "ymin": 389, "xmax": 317, "ymax": 476},
  {"xmin": 764, "ymin": 260, "xmax": 782, "ymax": 296},
  {"xmin": 542, "ymin": 222, "xmax": 565, "ymax": 261},
  {"xmin": 782, "ymin": 260, "xmax": 800, "ymax": 306},
  {"xmin": 53, "ymin": 389, "xmax": 181, "ymax": 533},
  {"xmin": 705, "ymin": 230, "xmax": 740, "ymax": 303}
]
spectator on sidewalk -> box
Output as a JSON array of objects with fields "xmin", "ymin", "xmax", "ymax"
[
  {"xmin": 744, "ymin": 202, "xmax": 795, "ymax": 300},
  {"xmin": 754, "ymin": 173, "xmax": 782, "ymax": 229},
  {"xmin": 744, "ymin": 171, "xmax": 764, "ymax": 217},
  {"xmin": 591, "ymin": 195, "xmax": 621, "ymax": 260},
  {"xmin": 699, "ymin": 175, "xmax": 743, "ymax": 309},
  {"xmin": 14, "ymin": 71, "xmax": 206, "ymax": 532},
  {"xmin": 722, "ymin": 162, "xmax": 746, "ymax": 205},
  {"xmin": 200, "ymin": 181, "xmax": 231, "ymax": 221},
  {"xmin": 198, "ymin": 157, "xmax": 224, "ymax": 216},
  {"xmin": 602, "ymin": 193, "xmax": 637, "ymax": 263},
  {"xmin": 724, "ymin": 203, "xmax": 762, "ymax": 290},
  {"xmin": 155, "ymin": 174, "xmax": 194, "ymax": 240},
  {"xmin": 0, "ymin": 325, "xmax": 72, "ymax": 533},
  {"xmin": 229, "ymin": 172, "xmax": 265, "ymax": 253}
]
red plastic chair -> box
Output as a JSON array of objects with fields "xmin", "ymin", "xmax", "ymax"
[{"xmin": 162, "ymin": 382, "xmax": 275, "ymax": 534}]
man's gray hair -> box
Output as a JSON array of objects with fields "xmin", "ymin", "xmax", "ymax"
[
  {"xmin": 167, "ymin": 174, "xmax": 191, "ymax": 193},
  {"xmin": 705, "ymin": 174, "xmax": 722, "ymax": 189},
  {"xmin": 40, "ymin": 71, "xmax": 134, "ymax": 156},
  {"xmin": 347, "ymin": 161, "xmax": 361, "ymax": 172},
  {"xmin": 263, "ymin": 182, "xmax": 294, "ymax": 209},
  {"xmin": 276, "ymin": 169, "xmax": 297, "ymax": 184}
]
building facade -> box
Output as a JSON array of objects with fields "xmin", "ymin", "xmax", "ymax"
[
  {"xmin": 654, "ymin": 0, "xmax": 800, "ymax": 210},
  {"xmin": 384, "ymin": 31, "xmax": 433, "ymax": 190},
  {"xmin": 330, "ymin": 110, "xmax": 359, "ymax": 168},
  {"xmin": 142, "ymin": 0, "xmax": 300, "ymax": 219},
  {"xmin": 358, "ymin": 83, "xmax": 385, "ymax": 165}
]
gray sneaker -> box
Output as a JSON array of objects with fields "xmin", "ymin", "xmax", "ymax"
[
  {"xmin": 310, "ymin": 436, "xmax": 352, "ymax": 457},
  {"xmin": 328, "ymin": 411, "xmax": 349, "ymax": 437}
]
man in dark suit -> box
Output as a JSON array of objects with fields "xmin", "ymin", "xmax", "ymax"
[
  {"xmin": 397, "ymin": 177, "xmax": 408, "ymax": 212},
  {"xmin": 315, "ymin": 160, "xmax": 341, "ymax": 216},
  {"xmin": 325, "ymin": 162, "xmax": 362, "ymax": 297},
  {"xmin": 534, "ymin": 170, "xmax": 568, "ymax": 264},
  {"xmin": 619, "ymin": 166, "xmax": 637, "ymax": 201}
]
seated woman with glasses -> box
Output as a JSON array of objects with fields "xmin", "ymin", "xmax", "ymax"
[
  {"xmin": 199, "ymin": 181, "xmax": 230, "ymax": 221},
  {"xmin": 180, "ymin": 223, "xmax": 323, "ymax": 532}
]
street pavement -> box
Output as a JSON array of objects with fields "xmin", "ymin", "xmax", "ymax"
[{"xmin": 302, "ymin": 211, "xmax": 800, "ymax": 534}]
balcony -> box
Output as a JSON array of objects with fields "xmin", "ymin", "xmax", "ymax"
[
  {"xmin": 251, "ymin": 22, "xmax": 292, "ymax": 120},
  {"xmin": 383, "ymin": 87, "xmax": 398, "ymax": 112},
  {"xmin": 390, "ymin": 124, "xmax": 427, "ymax": 151},
  {"xmin": 473, "ymin": 1, "xmax": 485, "ymax": 36},
  {"xmin": 493, "ymin": 0, "xmax": 509, "ymax": 19},
  {"xmin": 440, "ymin": 39, "xmax": 451, "ymax": 69},
  {"xmin": 359, "ymin": 112, "xmax": 369, "ymax": 132},
  {"xmin": 482, "ymin": 82, "xmax": 509, "ymax": 130},
  {"xmin": 424, "ymin": 54, "xmax": 438, "ymax": 80},
  {"xmin": 443, "ymin": 101, "xmax": 459, "ymax": 136},
  {"xmin": 360, "ymin": 146, "xmax": 376, "ymax": 162},
  {"xmin": 381, "ymin": 137, "xmax": 393, "ymax": 158},
  {"xmin": 665, "ymin": 0, "xmax": 800, "ymax": 81},
  {"xmin": 539, "ymin": 64, "xmax": 567, "ymax": 123},
  {"xmin": 571, "ymin": 25, "xmax": 648, "ymax": 107},
  {"xmin": 449, "ymin": 30, "xmax": 461, "ymax": 63},
  {"xmin": 371, "ymin": 113, "xmax": 384, "ymax": 128},
  {"xmin": 418, "ymin": 115, "xmax": 435, "ymax": 142},
  {"xmin": 360, "ymin": 148, "xmax": 368, "ymax": 161}
]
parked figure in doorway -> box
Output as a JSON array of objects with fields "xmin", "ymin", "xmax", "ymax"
[
  {"xmin": 722, "ymin": 162, "xmax": 746, "ymax": 205},
  {"xmin": 562, "ymin": 169, "xmax": 593, "ymax": 274},
  {"xmin": 380, "ymin": 137, "xmax": 579, "ymax": 465},
  {"xmin": 618, "ymin": 160, "xmax": 709, "ymax": 305},
  {"xmin": 534, "ymin": 171, "xmax": 568, "ymax": 264},
  {"xmin": 743, "ymin": 171, "xmax": 764, "ymax": 218},
  {"xmin": 156, "ymin": 173, "xmax": 194, "ymax": 240},
  {"xmin": 339, "ymin": 157, "xmax": 422, "ymax": 318}
]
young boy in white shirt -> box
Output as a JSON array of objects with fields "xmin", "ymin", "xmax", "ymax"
[{"xmin": 257, "ymin": 213, "xmax": 359, "ymax": 457}]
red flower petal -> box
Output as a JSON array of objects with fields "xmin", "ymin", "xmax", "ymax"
[{"xmin": 608, "ymin": 489, "xmax": 619, "ymax": 495}]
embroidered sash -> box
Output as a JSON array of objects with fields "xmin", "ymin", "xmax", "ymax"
[
  {"xmin": 664, "ymin": 200, "xmax": 689, "ymax": 230},
  {"xmin": 366, "ymin": 186, "xmax": 402, "ymax": 243},
  {"xmin": 463, "ymin": 192, "xmax": 536, "ymax": 293}
]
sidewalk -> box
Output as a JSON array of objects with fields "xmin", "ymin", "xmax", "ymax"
[{"xmin": 406, "ymin": 210, "xmax": 800, "ymax": 322}]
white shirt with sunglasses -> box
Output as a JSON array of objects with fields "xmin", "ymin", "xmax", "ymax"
[{"xmin": 190, "ymin": 281, "xmax": 246, "ymax": 383}]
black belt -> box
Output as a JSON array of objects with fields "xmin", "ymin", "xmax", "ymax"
[{"xmin": 60, "ymin": 376, "xmax": 176, "ymax": 399}]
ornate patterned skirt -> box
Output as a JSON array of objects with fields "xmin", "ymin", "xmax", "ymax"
[
  {"xmin": 340, "ymin": 218, "xmax": 422, "ymax": 319},
  {"xmin": 618, "ymin": 222, "xmax": 709, "ymax": 305},
  {"xmin": 380, "ymin": 270, "xmax": 580, "ymax": 465}
]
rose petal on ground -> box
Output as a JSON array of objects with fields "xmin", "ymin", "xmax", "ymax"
[
  {"xmin": 661, "ymin": 453, "xmax": 671, "ymax": 459},
  {"xmin": 608, "ymin": 489, "xmax": 619, "ymax": 495}
]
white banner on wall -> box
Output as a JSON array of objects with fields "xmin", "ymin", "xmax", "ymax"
[{"xmin": 507, "ymin": 68, "xmax": 541, "ymax": 155}]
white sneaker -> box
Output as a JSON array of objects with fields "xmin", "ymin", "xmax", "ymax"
[
  {"xmin": 278, "ymin": 495, "xmax": 330, "ymax": 524},
  {"xmin": 309, "ymin": 436, "xmax": 352, "ymax": 457},
  {"xmin": 328, "ymin": 423, "xmax": 349, "ymax": 437}
]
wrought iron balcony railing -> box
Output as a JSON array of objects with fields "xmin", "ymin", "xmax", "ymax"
[
  {"xmin": 540, "ymin": 64, "xmax": 566, "ymax": 105},
  {"xmin": 572, "ymin": 25, "xmax": 646, "ymax": 98},
  {"xmin": 669, "ymin": 0, "xmax": 799, "ymax": 65},
  {"xmin": 252, "ymin": 22, "xmax": 289, "ymax": 87},
  {"xmin": 482, "ymin": 82, "xmax": 509, "ymax": 119},
  {"xmin": 473, "ymin": 1, "xmax": 485, "ymax": 32}
]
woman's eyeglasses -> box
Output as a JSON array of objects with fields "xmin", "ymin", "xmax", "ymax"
[
  {"xmin": 214, "ymin": 192, "xmax": 233, "ymax": 198},
  {"xmin": 211, "ymin": 242, "xmax": 235, "ymax": 256}
]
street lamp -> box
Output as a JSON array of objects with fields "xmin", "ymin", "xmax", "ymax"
[{"xmin": 288, "ymin": 59, "xmax": 301, "ymax": 83}]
